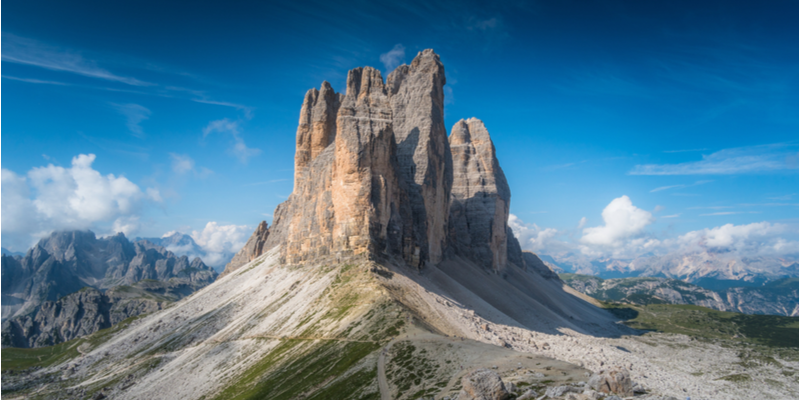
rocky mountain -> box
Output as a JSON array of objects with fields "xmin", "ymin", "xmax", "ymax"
[
  {"xmin": 561, "ymin": 274, "xmax": 799, "ymax": 316},
  {"xmin": 4, "ymin": 50, "xmax": 796, "ymax": 400},
  {"xmin": 1, "ymin": 248, "xmax": 25, "ymax": 257},
  {"xmin": 225, "ymin": 49, "xmax": 524, "ymax": 275},
  {"xmin": 539, "ymin": 250, "xmax": 798, "ymax": 289},
  {"xmin": 136, "ymin": 231, "xmax": 234, "ymax": 272},
  {"xmin": 1, "ymin": 279, "xmax": 202, "ymax": 348},
  {"xmin": 1, "ymin": 230, "xmax": 217, "ymax": 347}
]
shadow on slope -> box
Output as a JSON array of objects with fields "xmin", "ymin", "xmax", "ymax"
[{"xmin": 381, "ymin": 255, "xmax": 637, "ymax": 339}]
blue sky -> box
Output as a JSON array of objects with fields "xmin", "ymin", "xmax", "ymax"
[{"xmin": 2, "ymin": 0, "xmax": 797, "ymax": 262}]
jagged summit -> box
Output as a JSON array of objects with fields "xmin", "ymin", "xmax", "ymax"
[{"xmin": 225, "ymin": 49, "xmax": 520, "ymax": 274}]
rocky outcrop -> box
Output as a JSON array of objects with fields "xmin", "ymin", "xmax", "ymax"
[
  {"xmin": 456, "ymin": 368, "xmax": 512, "ymax": 400},
  {"xmin": 448, "ymin": 118, "xmax": 510, "ymax": 272},
  {"xmin": 588, "ymin": 368, "xmax": 633, "ymax": 397},
  {"xmin": 275, "ymin": 51, "xmax": 452, "ymax": 269},
  {"xmin": 261, "ymin": 49, "xmax": 525, "ymax": 272},
  {"xmin": 220, "ymin": 221, "xmax": 270, "ymax": 276},
  {"xmin": 1, "ymin": 231, "xmax": 217, "ymax": 322},
  {"xmin": 523, "ymin": 252, "xmax": 560, "ymax": 280},
  {"xmin": 0, "ymin": 278, "xmax": 197, "ymax": 348},
  {"xmin": 387, "ymin": 49, "xmax": 452, "ymax": 267}
]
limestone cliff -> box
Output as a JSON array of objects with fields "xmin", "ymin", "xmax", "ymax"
[
  {"xmin": 387, "ymin": 49, "xmax": 452, "ymax": 266},
  {"xmin": 225, "ymin": 49, "xmax": 522, "ymax": 273},
  {"xmin": 448, "ymin": 118, "xmax": 511, "ymax": 272}
]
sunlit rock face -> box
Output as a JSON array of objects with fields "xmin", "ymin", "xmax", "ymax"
[{"xmin": 226, "ymin": 49, "xmax": 523, "ymax": 272}]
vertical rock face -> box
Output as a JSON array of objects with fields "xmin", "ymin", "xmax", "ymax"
[
  {"xmin": 387, "ymin": 49, "xmax": 452, "ymax": 266},
  {"xmin": 221, "ymin": 221, "xmax": 270, "ymax": 276},
  {"xmin": 448, "ymin": 118, "xmax": 511, "ymax": 272},
  {"xmin": 252, "ymin": 49, "xmax": 524, "ymax": 271},
  {"xmin": 294, "ymin": 81, "xmax": 342, "ymax": 188},
  {"xmin": 331, "ymin": 67, "xmax": 408, "ymax": 260}
]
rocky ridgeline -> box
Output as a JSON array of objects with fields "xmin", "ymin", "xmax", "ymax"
[
  {"xmin": 224, "ymin": 49, "xmax": 538, "ymax": 275},
  {"xmin": 1, "ymin": 230, "xmax": 217, "ymax": 347},
  {"xmin": 561, "ymin": 274, "xmax": 799, "ymax": 316}
]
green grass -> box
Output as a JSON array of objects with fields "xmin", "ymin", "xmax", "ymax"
[
  {"xmin": 211, "ymin": 262, "xmax": 401, "ymax": 400},
  {"xmin": 1, "ymin": 313, "xmax": 146, "ymax": 371},
  {"xmin": 601, "ymin": 302, "xmax": 799, "ymax": 348}
]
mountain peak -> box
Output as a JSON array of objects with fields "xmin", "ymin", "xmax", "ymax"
[{"xmin": 224, "ymin": 49, "xmax": 522, "ymax": 274}]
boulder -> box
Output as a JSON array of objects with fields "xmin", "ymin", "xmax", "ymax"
[
  {"xmin": 456, "ymin": 368, "xmax": 512, "ymax": 400},
  {"xmin": 588, "ymin": 368, "xmax": 633, "ymax": 397}
]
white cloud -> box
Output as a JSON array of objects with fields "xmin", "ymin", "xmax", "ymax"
[
  {"xmin": 379, "ymin": 44, "xmax": 405, "ymax": 72},
  {"xmin": 2, "ymin": 34, "xmax": 152, "ymax": 86},
  {"xmin": 114, "ymin": 103, "xmax": 150, "ymax": 138},
  {"xmin": 508, "ymin": 214, "xmax": 562, "ymax": 253},
  {"xmin": 1, "ymin": 154, "xmax": 160, "ymax": 250},
  {"xmin": 203, "ymin": 118, "xmax": 261, "ymax": 163},
  {"xmin": 630, "ymin": 144, "xmax": 798, "ymax": 175},
  {"xmin": 111, "ymin": 216, "xmax": 141, "ymax": 237},
  {"xmin": 676, "ymin": 222, "xmax": 795, "ymax": 255},
  {"xmin": 509, "ymin": 198, "xmax": 798, "ymax": 272},
  {"xmin": 581, "ymin": 195, "xmax": 654, "ymax": 246},
  {"xmin": 650, "ymin": 184, "xmax": 684, "ymax": 193},
  {"xmin": 170, "ymin": 153, "xmax": 195, "ymax": 175},
  {"xmin": 190, "ymin": 222, "xmax": 251, "ymax": 267}
]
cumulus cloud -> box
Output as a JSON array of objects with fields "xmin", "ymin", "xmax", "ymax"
[
  {"xmin": 509, "ymin": 193, "xmax": 798, "ymax": 274},
  {"xmin": 190, "ymin": 222, "xmax": 251, "ymax": 267},
  {"xmin": 1, "ymin": 154, "xmax": 161, "ymax": 249},
  {"xmin": 508, "ymin": 214, "xmax": 562, "ymax": 253},
  {"xmin": 676, "ymin": 222, "xmax": 795, "ymax": 255},
  {"xmin": 379, "ymin": 44, "xmax": 405, "ymax": 72},
  {"xmin": 203, "ymin": 118, "xmax": 261, "ymax": 163},
  {"xmin": 581, "ymin": 196, "xmax": 654, "ymax": 246}
]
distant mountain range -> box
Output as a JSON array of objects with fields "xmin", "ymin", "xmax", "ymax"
[
  {"xmin": 1, "ymin": 230, "xmax": 218, "ymax": 348},
  {"xmin": 561, "ymin": 274, "xmax": 799, "ymax": 317},
  {"xmin": 135, "ymin": 231, "xmax": 235, "ymax": 272},
  {"xmin": 538, "ymin": 250, "xmax": 798, "ymax": 290}
]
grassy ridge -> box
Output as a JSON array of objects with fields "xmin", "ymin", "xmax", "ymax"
[
  {"xmin": 210, "ymin": 262, "xmax": 403, "ymax": 400},
  {"xmin": 602, "ymin": 302, "xmax": 799, "ymax": 348}
]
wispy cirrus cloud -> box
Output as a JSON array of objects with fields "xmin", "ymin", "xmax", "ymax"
[
  {"xmin": 2, "ymin": 75, "xmax": 70, "ymax": 85},
  {"xmin": 3, "ymin": 34, "xmax": 253, "ymax": 117},
  {"xmin": 650, "ymin": 184, "xmax": 684, "ymax": 193},
  {"xmin": 663, "ymin": 148, "xmax": 708, "ymax": 153},
  {"xmin": 631, "ymin": 144, "xmax": 798, "ymax": 175},
  {"xmin": 379, "ymin": 44, "xmax": 405, "ymax": 72},
  {"xmin": 2, "ymin": 34, "xmax": 153, "ymax": 86},
  {"xmin": 203, "ymin": 118, "xmax": 261, "ymax": 163},
  {"xmin": 649, "ymin": 180, "xmax": 712, "ymax": 193},
  {"xmin": 113, "ymin": 103, "xmax": 151, "ymax": 138}
]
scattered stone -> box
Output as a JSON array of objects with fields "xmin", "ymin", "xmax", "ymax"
[
  {"xmin": 456, "ymin": 368, "xmax": 512, "ymax": 400},
  {"xmin": 545, "ymin": 385, "xmax": 579, "ymax": 398}
]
